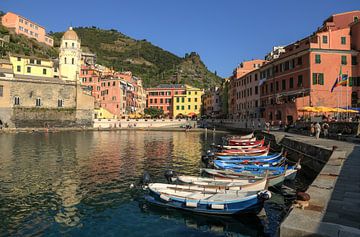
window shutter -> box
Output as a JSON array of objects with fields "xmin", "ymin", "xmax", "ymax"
[{"xmin": 312, "ymin": 73, "xmax": 318, "ymax": 85}]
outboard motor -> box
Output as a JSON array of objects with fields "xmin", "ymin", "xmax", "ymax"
[
  {"xmin": 201, "ymin": 155, "xmax": 210, "ymax": 164},
  {"xmin": 164, "ymin": 170, "xmax": 177, "ymax": 183},
  {"xmin": 140, "ymin": 171, "xmax": 151, "ymax": 186},
  {"xmin": 257, "ymin": 190, "xmax": 272, "ymax": 201}
]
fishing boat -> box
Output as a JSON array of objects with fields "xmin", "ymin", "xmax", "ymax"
[
  {"xmin": 213, "ymin": 158, "xmax": 285, "ymax": 171},
  {"xmin": 216, "ymin": 153, "xmax": 284, "ymax": 165},
  {"xmin": 201, "ymin": 167, "xmax": 299, "ymax": 187},
  {"xmin": 215, "ymin": 144, "xmax": 270, "ymax": 156},
  {"xmin": 226, "ymin": 137, "xmax": 264, "ymax": 146},
  {"xmin": 216, "ymin": 152, "xmax": 281, "ymax": 161},
  {"xmin": 225, "ymin": 133, "xmax": 254, "ymax": 140},
  {"xmin": 174, "ymin": 174, "xmax": 268, "ymax": 192},
  {"xmin": 222, "ymin": 139, "xmax": 264, "ymax": 150},
  {"xmin": 145, "ymin": 183, "xmax": 271, "ymax": 215}
]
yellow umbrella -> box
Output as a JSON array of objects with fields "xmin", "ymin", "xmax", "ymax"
[
  {"xmin": 298, "ymin": 106, "xmax": 317, "ymax": 112},
  {"xmin": 313, "ymin": 106, "xmax": 333, "ymax": 113},
  {"xmin": 344, "ymin": 109, "xmax": 359, "ymax": 113}
]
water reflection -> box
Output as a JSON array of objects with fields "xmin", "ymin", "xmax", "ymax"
[
  {"xmin": 1, "ymin": 131, "xmax": 235, "ymax": 236},
  {"xmin": 139, "ymin": 201, "xmax": 265, "ymax": 237}
]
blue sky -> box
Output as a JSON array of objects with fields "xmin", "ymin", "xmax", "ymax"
[{"xmin": 1, "ymin": 0, "xmax": 359, "ymax": 77}]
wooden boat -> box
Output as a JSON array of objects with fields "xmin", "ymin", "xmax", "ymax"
[
  {"xmin": 225, "ymin": 133, "xmax": 254, "ymax": 140},
  {"xmin": 216, "ymin": 152, "xmax": 280, "ymax": 161},
  {"xmin": 145, "ymin": 183, "xmax": 271, "ymax": 215},
  {"xmin": 215, "ymin": 144, "xmax": 270, "ymax": 156},
  {"xmin": 213, "ymin": 158, "xmax": 285, "ymax": 171},
  {"xmin": 216, "ymin": 153, "xmax": 283, "ymax": 165},
  {"xmin": 215, "ymin": 150, "xmax": 269, "ymax": 157},
  {"xmin": 226, "ymin": 139, "xmax": 264, "ymax": 147},
  {"xmin": 201, "ymin": 167, "xmax": 298, "ymax": 187},
  {"xmin": 175, "ymin": 174, "xmax": 268, "ymax": 192}
]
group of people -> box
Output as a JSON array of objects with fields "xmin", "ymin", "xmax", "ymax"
[{"xmin": 310, "ymin": 122, "xmax": 329, "ymax": 139}]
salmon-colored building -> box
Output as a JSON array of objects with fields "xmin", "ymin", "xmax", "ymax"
[
  {"xmin": 228, "ymin": 60, "xmax": 265, "ymax": 118},
  {"xmin": 259, "ymin": 11, "xmax": 360, "ymax": 124},
  {"xmin": 146, "ymin": 84, "xmax": 186, "ymax": 118},
  {"xmin": 1, "ymin": 12, "xmax": 53, "ymax": 46}
]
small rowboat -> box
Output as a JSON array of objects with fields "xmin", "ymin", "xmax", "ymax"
[
  {"xmin": 225, "ymin": 133, "xmax": 254, "ymax": 140},
  {"xmin": 145, "ymin": 183, "xmax": 271, "ymax": 215},
  {"xmin": 217, "ymin": 153, "xmax": 284, "ymax": 165},
  {"xmin": 214, "ymin": 157, "xmax": 285, "ymax": 171},
  {"xmin": 201, "ymin": 167, "xmax": 298, "ymax": 187},
  {"xmin": 177, "ymin": 173, "xmax": 268, "ymax": 191},
  {"xmin": 216, "ymin": 152, "xmax": 281, "ymax": 161},
  {"xmin": 227, "ymin": 139, "xmax": 264, "ymax": 147},
  {"xmin": 215, "ymin": 144, "xmax": 270, "ymax": 156},
  {"xmin": 215, "ymin": 150, "xmax": 269, "ymax": 157},
  {"xmin": 175, "ymin": 174, "xmax": 268, "ymax": 192}
]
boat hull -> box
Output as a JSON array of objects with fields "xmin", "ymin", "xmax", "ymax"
[{"xmin": 145, "ymin": 191, "xmax": 264, "ymax": 216}]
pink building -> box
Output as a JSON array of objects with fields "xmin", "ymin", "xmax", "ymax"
[
  {"xmin": 228, "ymin": 60, "xmax": 265, "ymax": 118},
  {"xmin": 1, "ymin": 12, "xmax": 53, "ymax": 46}
]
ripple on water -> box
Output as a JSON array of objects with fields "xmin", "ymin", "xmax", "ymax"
[{"xmin": 0, "ymin": 131, "xmax": 303, "ymax": 237}]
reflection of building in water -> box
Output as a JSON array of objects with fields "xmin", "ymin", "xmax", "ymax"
[
  {"xmin": 53, "ymin": 173, "xmax": 82, "ymax": 227},
  {"xmin": 52, "ymin": 133, "xmax": 86, "ymax": 227},
  {"xmin": 171, "ymin": 132, "xmax": 203, "ymax": 167}
]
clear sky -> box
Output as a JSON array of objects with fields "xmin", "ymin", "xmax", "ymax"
[{"xmin": 1, "ymin": 0, "xmax": 359, "ymax": 77}]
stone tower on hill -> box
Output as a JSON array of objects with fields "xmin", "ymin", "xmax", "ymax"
[{"xmin": 59, "ymin": 27, "xmax": 82, "ymax": 81}]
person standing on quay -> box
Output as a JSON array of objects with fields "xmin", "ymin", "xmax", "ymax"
[
  {"xmin": 315, "ymin": 122, "xmax": 321, "ymax": 139},
  {"xmin": 322, "ymin": 122, "xmax": 329, "ymax": 138},
  {"xmin": 310, "ymin": 123, "xmax": 315, "ymax": 136}
]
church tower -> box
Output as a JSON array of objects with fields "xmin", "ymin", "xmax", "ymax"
[{"xmin": 59, "ymin": 27, "xmax": 82, "ymax": 81}]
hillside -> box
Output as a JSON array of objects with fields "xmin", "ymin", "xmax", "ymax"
[
  {"xmin": 51, "ymin": 27, "xmax": 222, "ymax": 88},
  {"xmin": 0, "ymin": 23, "xmax": 58, "ymax": 59}
]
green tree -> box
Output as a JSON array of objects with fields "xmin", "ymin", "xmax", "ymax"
[{"xmin": 144, "ymin": 107, "xmax": 164, "ymax": 118}]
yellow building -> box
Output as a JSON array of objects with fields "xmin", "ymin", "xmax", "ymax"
[
  {"xmin": 9, "ymin": 54, "xmax": 56, "ymax": 78},
  {"xmin": 94, "ymin": 108, "xmax": 117, "ymax": 119},
  {"xmin": 173, "ymin": 85, "xmax": 203, "ymax": 118}
]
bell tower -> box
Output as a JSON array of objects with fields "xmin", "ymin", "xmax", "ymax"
[{"xmin": 59, "ymin": 27, "xmax": 82, "ymax": 81}]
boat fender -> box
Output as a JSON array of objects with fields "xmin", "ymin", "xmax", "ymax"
[
  {"xmin": 257, "ymin": 190, "xmax": 272, "ymax": 201},
  {"xmin": 160, "ymin": 194, "xmax": 171, "ymax": 202},
  {"xmin": 296, "ymin": 192, "xmax": 310, "ymax": 201},
  {"xmin": 164, "ymin": 170, "xmax": 177, "ymax": 184},
  {"xmin": 295, "ymin": 163, "xmax": 302, "ymax": 170}
]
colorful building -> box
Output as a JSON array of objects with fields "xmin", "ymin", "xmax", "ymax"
[
  {"xmin": 1, "ymin": 12, "xmax": 53, "ymax": 46},
  {"xmin": 202, "ymin": 87, "xmax": 221, "ymax": 118},
  {"xmin": 173, "ymin": 85, "xmax": 203, "ymax": 118},
  {"xmin": 232, "ymin": 65, "xmax": 263, "ymax": 119},
  {"xmin": 259, "ymin": 11, "xmax": 360, "ymax": 124},
  {"xmin": 9, "ymin": 54, "xmax": 57, "ymax": 78},
  {"xmin": 228, "ymin": 60, "xmax": 265, "ymax": 118},
  {"xmin": 146, "ymin": 84, "xmax": 186, "ymax": 118}
]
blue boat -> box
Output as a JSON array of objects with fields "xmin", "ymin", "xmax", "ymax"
[
  {"xmin": 217, "ymin": 153, "xmax": 283, "ymax": 164},
  {"xmin": 214, "ymin": 160, "xmax": 289, "ymax": 172},
  {"xmin": 145, "ymin": 183, "xmax": 271, "ymax": 215}
]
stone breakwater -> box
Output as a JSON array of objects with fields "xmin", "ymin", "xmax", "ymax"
[{"xmin": 263, "ymin": 131, "xmax": 360, "ymax": 237}]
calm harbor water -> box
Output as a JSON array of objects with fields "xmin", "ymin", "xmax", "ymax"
[{"xmin": 0, "ymin": 131, "xmax": 298, "ymax": 237}]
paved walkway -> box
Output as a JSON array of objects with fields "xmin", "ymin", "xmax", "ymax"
[{"xmin": 273, "ymin": 131, "xmax": 360, "ymax": 235}]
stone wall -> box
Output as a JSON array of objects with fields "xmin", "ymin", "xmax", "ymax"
[{"xmin": 0, "ymin": 77, "xmax": 94, "ymax": 128}]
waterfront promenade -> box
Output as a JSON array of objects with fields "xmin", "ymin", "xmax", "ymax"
[{"xmin": 270, "ymin": 131, "xmax": 360, "ymax": 236}]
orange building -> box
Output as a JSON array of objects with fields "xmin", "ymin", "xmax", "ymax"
[
  {"xmin": 259, "ymin": 11, "xmax": 360, "ymax": 124},
  {"xmin": 1, "ymin": 12, "xmax": 53, "ymax": 46},
  {"xmin": 146, "ymin": 84, "xmax": 186, "ymax": 118}
]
